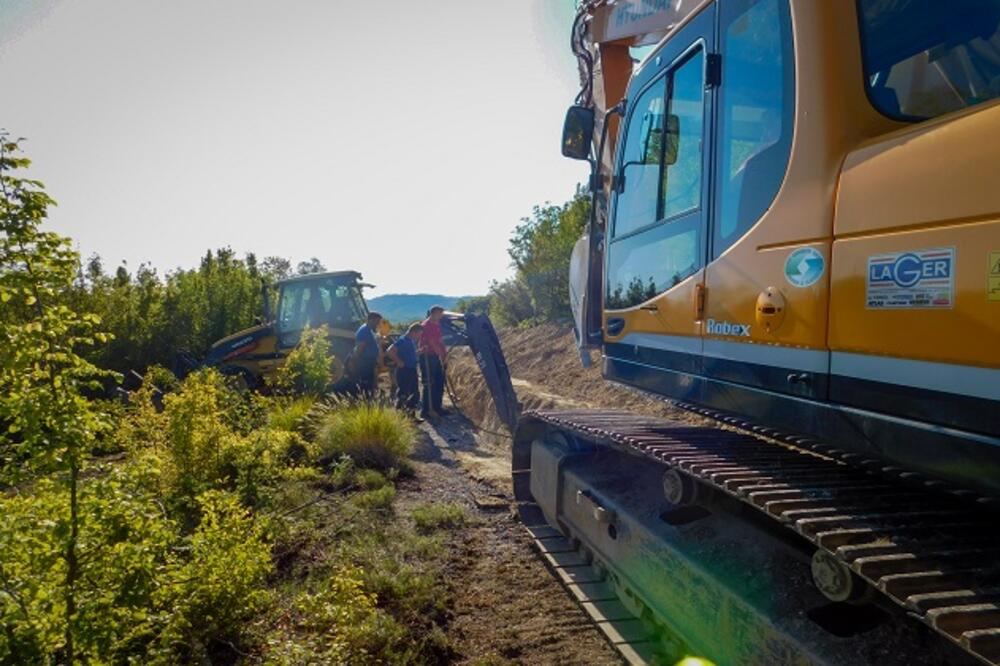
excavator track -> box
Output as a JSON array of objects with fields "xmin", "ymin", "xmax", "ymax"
[{"xmin": 512, "ymin": 409, "xmax": 1000, "ymax": 665}]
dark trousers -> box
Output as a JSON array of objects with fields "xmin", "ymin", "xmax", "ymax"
[
  {"xmin": 395, "ymin": 366, "xmax": 419, "ymax": 410},
  {"xmin": 419, "ymin": 354, "xmax": 444, "ymax": 415},
  {"xmin": 352, "ymin": 361, "xmax": 377, "ymax": 398}
]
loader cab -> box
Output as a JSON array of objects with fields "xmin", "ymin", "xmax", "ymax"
[{"xmin": 274, "ymin": 271, "xmax": 369, "ymax": 358}]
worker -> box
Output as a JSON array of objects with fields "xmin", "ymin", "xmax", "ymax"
[
  {"xmin": 350, "ymin": 311, "xmax": 383, "ymax": 397},
  {"xmin": 387, "ymin": 323, "xmax": 423, "ymax": 416},
  {"xmin": 418, "ymin": 305, "xmax": 449, "ymax": 418}
]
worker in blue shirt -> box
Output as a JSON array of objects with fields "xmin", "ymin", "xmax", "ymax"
[
  {"xmin": 387, "ymin": 323, "xmax": 423, "ymax": 416},
  {"xmin": 350, "ymin": 311, "xmax": 383, "ymax": 396}
]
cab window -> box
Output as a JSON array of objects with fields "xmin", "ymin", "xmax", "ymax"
[
  {"xmin": 857, "ymin": 0, "xmax": 1000, "ymax": 120},
  {"xmin": 607, "ymin": 49, "xmax": 705, "ymax": 310},
  {"xmin": 278, "ymin": 280, "xmax": 367, "ymax": 335},
  {"xmin": 712, "ymin": 0, "xmax": 793, "ymax": 258},
  {"xmin": 613, "ymin": 78, "xmax": 667, "ymax": 238}
]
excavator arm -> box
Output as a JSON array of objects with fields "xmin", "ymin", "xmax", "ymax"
[{"xmin": 439, "ymin": 313, "xmax": 520, "ymax": 433}]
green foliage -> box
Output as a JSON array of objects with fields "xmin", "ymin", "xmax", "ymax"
[
  {"xmin": 1, "ymin": 137, "xmax": 456, "ymax": 665},
  {"xmin": 144, "ymin": 363, "xmax": 180, "ymax": 393},
  {"xmin": 161, "ymin": 369, "xmax": 242, "ymax": 508},
  {"xmin": 315, "ymin": 401, "xmax": 415, "ymax": 470},
  {"xmin": 0, "ymin": 136, "xmax": 117, "ymax": 482},
  {"xmin": 0, "ymin": 463, "xmax": 177, "ymax": 663},
  {"xmin": 151, "ymin": 491, "xmax": 272, "ymax": 664},
  {"xmin": 486, "ymin": 187, "xmax": 590, "ymax": 326},
  {"xmin": 486, "ymin": 277, "xmax": 535, "ymax": 327},
  {"xmin": 455, "ymin": 293, "xmax": 492, "ymax": 316},
  {"xmin": 350, "ymin": 484, "xmax": 397, "ymax": 513},
  {"xmin": 74, "ymin": 248, "xmax": 277, "ymax": 374},
  {"xmin": 272, "ymin": 325, "xmax": 333, "ymax": 395},
  {"xmin": 264, "ymin": 566, "xmax": 406, "ymax": 665},
  {"xmin": 268, "ymin": 396, "xmax": 318, "ymax": 433},
  {"xmin": 0, "ymin": 134, "xmax": 122, "ymax": 662},
  {"xmin": 410, "ymin": 502, "xmax": 467, "ymax": 533}
]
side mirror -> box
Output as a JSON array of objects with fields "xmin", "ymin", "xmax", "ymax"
[
  {"xmin": 664, "ymin": 114, "xmax": 680, "ymax": 166},
  {"xmin": 561, "ymin": 105, "xmax": 595, "ymax": 160}
]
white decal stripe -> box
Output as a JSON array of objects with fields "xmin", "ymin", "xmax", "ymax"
[
  {"xmin": 614, "ymin": 332, "xmax": 702, "ymax": 354},
  {"xmin": 703, "ymin": 339, "xmax": 829, "ymax": 372},
  {"xmin": 831, "ymin": 352, "xmax": 1000, "ymax": 401}
]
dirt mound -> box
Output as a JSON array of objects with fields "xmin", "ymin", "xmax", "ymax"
[{"xmin": 447, "ymin": 323, "xmax": 711, "ymax": 435}]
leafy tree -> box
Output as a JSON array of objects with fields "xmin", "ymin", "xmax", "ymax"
[
  {"xmin": 485, "ymin": 187, "xmax": 590, "ymax": 325},
  {"xmin": 295, "ymin": 257, "xmax": 326, "ymax": 276},
  {"xmin": 486, "ymin": 278, "xmax": 535, "ymax": 326},
  {"xmin": 455, "ymin": 294, "xmax": 492, "ymax": 316},
  {"xmin": 0, "ymin": 134, "xmax": 118, "ymax": 661}
]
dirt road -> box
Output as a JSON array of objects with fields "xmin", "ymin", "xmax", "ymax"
[{"xmin": 401, "ymin": 416, "xmax": 620, "ymax": 665}]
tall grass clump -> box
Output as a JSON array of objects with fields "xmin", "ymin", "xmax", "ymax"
[
  {"xmin": 268, "ymin": 395, "xmax": 318, "ymax": 433},
  {"xmin": 315, "ymin": 401, "xmax": 415, "ymax": 470}
]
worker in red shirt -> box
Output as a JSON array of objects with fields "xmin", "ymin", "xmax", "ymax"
[{"xmin": 418, "ymin": 305, "xmax": 449, "ymax": 418}]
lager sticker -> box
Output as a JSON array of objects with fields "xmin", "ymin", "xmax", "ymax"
[
  {"xmin": 989, "ymin": 251, "xmax": 1000, "ymax": 302},
  {"xmin": 866, "ymin": 247, "xmax": 954, "ymax": 309}
]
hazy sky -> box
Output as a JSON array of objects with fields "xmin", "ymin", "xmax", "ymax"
[{"xmin": 0, "ymin": 0, "xmax": 591, "ymax": 296}]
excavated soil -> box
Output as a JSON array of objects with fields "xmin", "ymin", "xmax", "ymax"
[{"xmin": 446, "ymin": 323, "xmax": 713, "ymax": 441}]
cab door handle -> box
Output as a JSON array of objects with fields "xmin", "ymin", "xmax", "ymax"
[
  {"xmin": 694, "ymin": 284, "xmax": 706, "ymax": 321},
  {"xmin": 640, "ymin": 305, "xmax": 659, "ymax": 312}
]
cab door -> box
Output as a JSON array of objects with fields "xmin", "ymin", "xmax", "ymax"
[
  {"xmin": 699, "ymin": 0, "xmax": 830, "ymax": 399},
  {"xmin": 602, "ymin": 6, "xmax": 716, "ymax": 398}
]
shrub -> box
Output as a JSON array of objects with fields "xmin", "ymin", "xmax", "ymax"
[
  {"xmin": 315, "ymin": 402, "xmax": 415, "ymax": 470},
  {"xmin": 151, "ymin": 491, "xmax": 272, "ymax": 663},
  {"xmin": 144, "ymin": 364, "xmax": 179, "ymax": 393},
  {"xmin": 0, "ymin": 460, "xmax": 178, "ymax": 664},
  {"xmin": 264, "ymin": 566, "xmax": 408, "ymax": 665},
  {"xmin": 272, "ymin": 325, "xmax": 334, "ymax": 395},
  {"xmin": 161, "ymin": 369, "xmax": 239, "ymax": 507},
  {"xmin": 411, "ymin": 502, "xmax": 467, "ymax": 533}
]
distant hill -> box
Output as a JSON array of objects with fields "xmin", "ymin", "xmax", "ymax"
[{"xmin": 366, "ymin": 293, "xmax": 475, "ymax": 325}]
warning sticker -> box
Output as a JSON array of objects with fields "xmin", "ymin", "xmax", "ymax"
[
  {"xmin": 989, "ymin": 252, "xmax": 1000, "ymax": 302},
  {"xmin": 866, "ymin": 247, "xmax": 954, "ymax": 309}
]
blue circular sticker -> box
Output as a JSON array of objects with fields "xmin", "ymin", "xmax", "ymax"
[{"xmin": 784, "ymin": 247, "xmax": 825, "ymax": 288}]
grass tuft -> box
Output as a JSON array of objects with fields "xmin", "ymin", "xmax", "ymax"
[
  {"xmin": 268, "ymin": 396, "xmax": 317, "ymax": 433},
  {"xmin": 411, "ymin": 502, "xmax": 467, "ymax": 533},
  {"xmin": 315, "ymin": 401, "xmax": 415, "ymax": 471}
]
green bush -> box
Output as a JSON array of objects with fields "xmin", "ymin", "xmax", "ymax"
[
  {"xmin": 0, "ymin": 460, "xmax": 177, "ymax": 663},
  {"xmin": 144, "ymin": 364, "xmax": 179, "ymax": 393},
  {"xmin": 161, "ymin": 369, "xmax": 240, "ymax": 506},
  {"xmin": 264, "ymin": 566, "xmax": 407, "ymax": 665},
  {"xmin": 411, "ymin": 502, "xmax": 467, "ymax": 533},
  {"xmin": 150, "ymin": 491, "xmax": 272, "ymax": 664},
  {"xmin": 315, "ymin": 402, "xmax": 415, "ymax": 470},
  {"xmin": 272, "ymin": 325, "xmax": 334, "ymax": 395}
]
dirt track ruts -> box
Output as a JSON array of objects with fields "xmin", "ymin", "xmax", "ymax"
[{"xmin": 400, "ymin": 414, "xmax": 620, "ymax": 665}]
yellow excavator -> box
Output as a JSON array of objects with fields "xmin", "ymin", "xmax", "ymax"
[
  {"xmin": 491, "ymin": 1, "xmax": 1000, "ymax": 664},
  {"xmin": 193, "ymin": 270, "xmax": 377, "ymax": 388}
]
